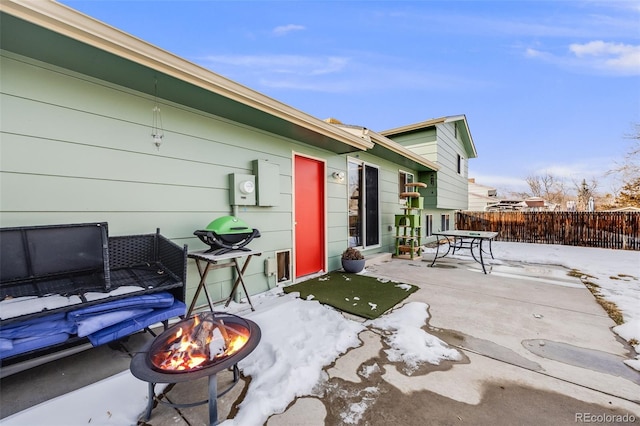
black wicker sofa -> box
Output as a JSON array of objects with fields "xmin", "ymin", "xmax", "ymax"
[{"xmin": 0, "ymin": 222, "xmax": 187, "ymax": 376}]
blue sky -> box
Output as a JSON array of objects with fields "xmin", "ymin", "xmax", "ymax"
[{"xmin": 61, "ymin": 0, "xmax": 639, "ymax": 196}]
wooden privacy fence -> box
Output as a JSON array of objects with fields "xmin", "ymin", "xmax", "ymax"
[{"xmin": 456, "ymin": 211, "xmax": 640, "ymax": 250}]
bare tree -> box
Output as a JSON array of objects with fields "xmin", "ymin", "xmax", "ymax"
[
  {"xmin": 608, "ymin": 123, "xmax": 640, "ymax": 192},
  {"xmin": 523, "ymin": 172, "xmax": 568, "ymax": 206}
]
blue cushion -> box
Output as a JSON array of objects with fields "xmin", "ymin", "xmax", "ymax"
[
  {"xmin": 87, "ymin": 300, "xmax": 186, "ymax": 346},
  {"xmin": 67, "ymin": 292, "xmax": 175, "ymax": 320},
  {"xmin": 0, "ymin": 333, "xmax": 70, "ymax": 360},
  {"xmin": 75, "ymin": 308, "xmax": 154, "ymax": 337},
  {"xmin": 0, "ymin": 338, "xmax": 12, "ymax": 351},
  {"xmin": 0, "ymin": 312, "xmax": 74, "ymax": 339}
]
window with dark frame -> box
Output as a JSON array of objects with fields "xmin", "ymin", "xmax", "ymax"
[
  {"xmin": 425, "ymin": 214, "xmax": 433, "ymax": 236},
  {"xmin": 441, "ymin": 214, "xmax": 450, "ymax": 231}
]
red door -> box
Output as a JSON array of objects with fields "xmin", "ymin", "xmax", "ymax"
[{"xmin": 294, "ymin": 155, "xmax": 325, "ymax": 277}]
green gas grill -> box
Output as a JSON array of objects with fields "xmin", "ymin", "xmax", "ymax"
[{"xmin": 194, "ymin": 216, "xmax": 260, "ymax": 255}]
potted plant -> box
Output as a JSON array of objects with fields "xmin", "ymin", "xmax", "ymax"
[{"xmin": 341, "ymin": 247, "xmax": 365, "ymax": 273}]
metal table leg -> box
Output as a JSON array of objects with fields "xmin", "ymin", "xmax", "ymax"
[
  {"xmin": 188, "ymin": 260, "xmax": 215, "ymax": 316},
  {"xmin": 224, "ymin": 256, "xmax": 255, "ymax": 311},
  {"xmin": 430, "ymin": 236, "xmax": 452, "ymax": 268},
  {"xmin": 479, "ymin": 239, "xmax": 487, "ymax": 274}
]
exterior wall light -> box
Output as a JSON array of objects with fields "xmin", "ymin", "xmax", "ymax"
[{"xmin": 332, "ymin": 171, "xmax": 345, "ymax": 182}]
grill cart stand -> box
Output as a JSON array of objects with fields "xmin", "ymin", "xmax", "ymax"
[{"xmin": 187, "ymin": 249, "xmax": 262, "ymax": 315}]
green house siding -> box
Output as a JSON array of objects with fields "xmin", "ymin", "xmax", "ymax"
[
  {"xmin": 386, "ymin": 122, "xmax": 469, "ymax": 212},
  {"xmin": 432, "ymin": 122, "xmax": 469, "ymax": 210},
  {"xmin": 0, "ymin": 52, "xmax": 292, "ymax": 303},
  {"xmin": 0, "ymin": 50, "xmax": 421, "ymax": 307},
  {"xmin": 392, "ymin": 128, "xmax": 437, "ymax": 150},
  {"xmin": 0, "ymin": 51, "xmax": 278, "ymax": 305}
]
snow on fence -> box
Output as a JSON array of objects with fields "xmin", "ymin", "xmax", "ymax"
[{"xmin": 456, "ymin": 211, "xmax": 640, "ymax": 250}]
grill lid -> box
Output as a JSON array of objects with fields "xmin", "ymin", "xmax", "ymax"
[{"xmin": 204, "ymin": 216, "xmax": 252, "ymax": 235}]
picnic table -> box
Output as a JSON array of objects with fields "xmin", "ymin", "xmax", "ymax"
[{"xmin": 430, "ymin": 230, "xmax": 499, "ymax": 274}]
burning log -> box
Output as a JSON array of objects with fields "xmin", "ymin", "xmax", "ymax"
[
  {"xmin": 193, "ymin": 317, "xmax": 215, "ymax": 352},
  {"xmin": 149, "ymin": 313, "xmax": 251, "ymax": 372}
]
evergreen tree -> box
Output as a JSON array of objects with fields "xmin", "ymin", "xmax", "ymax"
[
  {"xmin": 576, "ymin": 179, "xmax": 595, "ymax": 211},
  {"xmin": 615, "ymin": 177, "xmax": 640, "ymax": 207}
]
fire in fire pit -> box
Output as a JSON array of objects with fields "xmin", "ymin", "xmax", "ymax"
[{"xmin": 148, "ymin": 312, "xmax": 254, "ymax": 373}]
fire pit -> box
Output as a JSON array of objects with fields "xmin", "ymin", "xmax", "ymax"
[{"xmin": 130, "ymin": 311, "xmax": 261, "ymax": 425}]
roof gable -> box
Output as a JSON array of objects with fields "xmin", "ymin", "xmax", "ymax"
[{"xmin": 380, "ymin": 115, "xmax": 477, "ymax": 159}]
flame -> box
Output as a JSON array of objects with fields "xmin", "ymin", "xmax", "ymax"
[
  {"xmin": 228, "ymin": 333, "xmax": 248, "ymax": 354},
  {"xmin": 150, "ymin": 315, "xmax": 250, "ymax": 372}
]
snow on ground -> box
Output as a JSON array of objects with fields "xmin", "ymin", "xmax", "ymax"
[
  {"xmin": 223, "ymin": 296, "xmax": 364, "ymax": 425},
  {"xmin": 423, "ymin": 241, "xmax": 640, "ymax": 369},
  {"xmin": 368, "ymin": 301, "xmax": 461, "ymax": 373},
  {"xmin": 2, "ymin": 242, "xmax": 639, "ymax": 425},
  {"xmin": 495, "ymin": 242, "xmax": 640, "ymax": 363}
]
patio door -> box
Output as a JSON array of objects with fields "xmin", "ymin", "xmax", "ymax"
[{"xmin": 294, "ymin": 155, "xmax": 326, "ymax": 278}]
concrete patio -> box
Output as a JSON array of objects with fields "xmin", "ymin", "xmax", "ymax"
[{"xmin": 1, "ymin": 254, "xmax": 639, "ymax": 425}]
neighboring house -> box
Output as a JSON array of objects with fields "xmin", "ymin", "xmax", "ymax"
[
  {"xmin": 485, "ymin": 197, "xmax": 557, "ymax": 212},
  {"xmin": 380, "ymin": 116, "xmax": 478, "ymax": 239},
  {"xmin": 467, "ymin": 178, "xmax": 498, "ymax": 211},
  {"xmin": 485, "ymin": 200, "xmax": 528, "ymax": 211},
  {"xmin": 0, "ymin": 1, "xmax": 477, "ymax": 305}
]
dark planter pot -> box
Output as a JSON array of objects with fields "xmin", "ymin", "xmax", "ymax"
[{"xmin": 341, "ymin": 258, "xmax": 365, "ymax": 273}]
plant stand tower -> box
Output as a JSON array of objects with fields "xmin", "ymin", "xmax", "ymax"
[{"xmin": 394, "ymin": 182, "xmax": 427, "ymax": 259}]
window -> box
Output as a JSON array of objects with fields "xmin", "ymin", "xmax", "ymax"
[
  {"xmin": 398, "ymin": 170, "xmax": 414, "ymax": 201},
  {"xmin": 348, "ymin": 159, "xmax": 380, "ymax": 248},
  {"xmin": 425, "ymin": 214, "xmax": 433, "ymax": 236},
  {"xmin": 457, "ymin": 154, "xmax": 463, "ymax": 174},
  {"xmin": 440, "ymin": 214, "xmax": 450, "ymax": 231}
]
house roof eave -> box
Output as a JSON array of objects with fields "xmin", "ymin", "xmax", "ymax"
[
  {"xmin": 0, "ymin": 0, "xmax": 373, "ymax": 154},
  {"xmin": 334, "ymin": 124, "xmax": 439, "ymax": 172}
]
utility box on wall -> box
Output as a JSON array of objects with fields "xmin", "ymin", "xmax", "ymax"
[
  {"xmin": 253, "ymin": 159, "xmax": 280, "ymax": 206},
  {"xmin": 229, "ymin": 173, "xmax": 256, "ymax": 206}
]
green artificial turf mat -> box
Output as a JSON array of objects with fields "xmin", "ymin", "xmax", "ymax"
[{"xmin": 283, "ymin": 271, "xmax": 418, "ymax": 319}]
